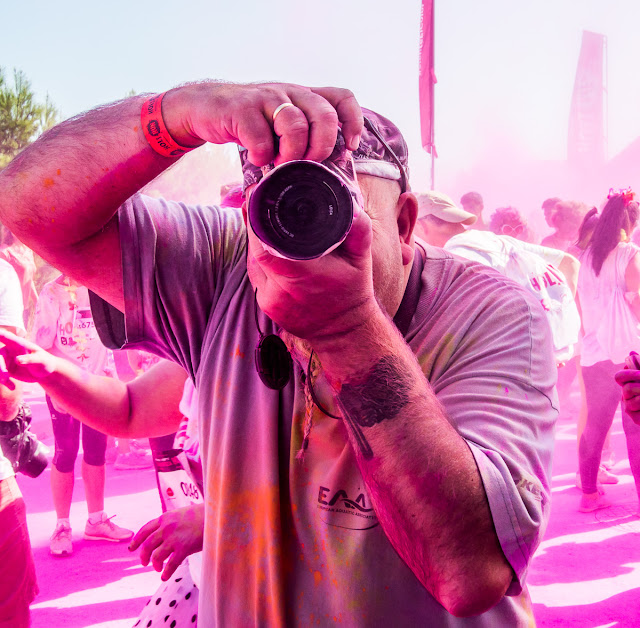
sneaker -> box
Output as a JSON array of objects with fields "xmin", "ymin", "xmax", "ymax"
[
  {"xmin": 579, "ymin": 492, "xmax": 613, "ymax": 513},
  {"xmin": 50, "ymin": 523, "xmax": 73, "ymax": 556},
  {"xmin": 84, "ymin": 513, "xmax": 133, "ymax": 542},
  {"xmin": 114, "ymin": 450, "xmax": 152, "ymax": 470}
]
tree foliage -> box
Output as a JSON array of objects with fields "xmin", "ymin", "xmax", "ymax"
[{"xmin": 0, "ymin": 68, "xmax": 59, "ymax": 168}]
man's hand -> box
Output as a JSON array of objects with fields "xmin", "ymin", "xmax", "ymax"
[
  {"xmin": 0, "ymin": 328, "xmax": 59, "ymax": 385},
  {"xmin": 615, "ymin": 352, "xmax": 640, "ymax": 425},
  {"xmin": 129, "ymin": 504, "xmax": 205, "ymax": 581},
  {"xmin": 246, "ymin": 206, "xmax": 378, "ymax": 344},
  {"xmin": 163, "ymin": 83, "xmax": 363, "ymax": 167}
]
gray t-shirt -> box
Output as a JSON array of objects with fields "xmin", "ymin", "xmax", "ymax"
[{"xmin": 92, "ymin": 194, "xmax": 557, "ymax": 627}]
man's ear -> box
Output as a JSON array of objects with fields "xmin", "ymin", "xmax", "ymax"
[{"xmin": 397, "ymin": 192, "xmax": 418, "ymax": 266}]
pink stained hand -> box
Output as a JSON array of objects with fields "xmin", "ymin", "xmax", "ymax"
[
  {"xmin": 129, "ymin": 504, "xmax": 205, "ymax": 581},
  {"xmin": 0, "ymin": 327, "xmax": 58, "ymax": 384}
]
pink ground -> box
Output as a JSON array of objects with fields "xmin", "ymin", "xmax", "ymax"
[{"xmin": 17, "ymin": 385, "xmax": 640, "ymax": 627}]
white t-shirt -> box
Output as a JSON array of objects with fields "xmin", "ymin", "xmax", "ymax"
[
  {"xmin": 579, "ymin": 242, "xmax": 640, "ymax": 366},
  {"xmin": 0, "ymin": 259, "xmax": 26, "ymax": 480}
]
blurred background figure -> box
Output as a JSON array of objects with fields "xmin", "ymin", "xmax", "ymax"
[
  {"xmin": 489, "ymin": 206, "xmax": 535, "ymax": 242},
  {"xmin": 33, "ymin": 274, "xmax": 133, "ymax": 555},
  {"xmin": 541, "ymin": 197, "xmax": 562, "ymax": 231},
  {"xmin": 542, "ymin": 200, "xmax": 590, "ymax": 252},
  {"xmin": 0, "ymin": 257, "xmax": 39, "ymax": 627},
  {"xmin": 0, "ymin": 224, "xmax": 38, "ymax": 331},
  {"xmin": 576, "ymin": 189, "xmax": 640, "ymax": 513},
  {"xmin": 413, "ymin": 191, "xmax": 477, "ymax": 246},
  {"xmin": 460, "ymin": 191, "xmax": 487, "ymax": 230},
  {"xmin": 219, "ymin": 182, "xmax": 244, "ymax": 209}
]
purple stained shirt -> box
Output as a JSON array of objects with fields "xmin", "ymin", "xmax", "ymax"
[{"xmin": 91, "ymin": 193, "xmax": 557, "ymax": 627}]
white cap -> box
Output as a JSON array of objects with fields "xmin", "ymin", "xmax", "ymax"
[{"xmin": 417, "ymin": 191, "xmax": 477, "ymax": 225}]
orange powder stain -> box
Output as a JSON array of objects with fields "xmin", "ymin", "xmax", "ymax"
[
  {"xmin": 56, "ymin": 169, "xmax": 61, "ymax": 176},
  {"xmin": 133, "ymin": 125, "xmax": 139, "ymax": 132},
  {"xmin": 43, "ymin": 178, "xmax": 54, "ymax": 188},
  {"xmin": 313, "ymin": 571, "xmax": 322, "ymax": 586},
  {"xmin": 232, "ymin": 345, "xmax": 245, "ymax": 359}
]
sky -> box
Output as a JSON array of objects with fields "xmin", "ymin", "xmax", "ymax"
[{"xmin": 2, "ymin": 0, "xmax": 640, "ymax": 222}]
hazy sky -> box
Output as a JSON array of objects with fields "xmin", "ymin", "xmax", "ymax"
[{"xmin": 2, "ymin": 0, "xmax": 639, "ymax": 196}]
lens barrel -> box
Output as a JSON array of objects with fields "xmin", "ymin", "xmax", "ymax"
[{"xmin": 248, "ymin": 160, "xmax": 355, "ymax": 260}]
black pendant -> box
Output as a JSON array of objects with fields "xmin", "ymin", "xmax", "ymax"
[{"xmin": 255, "ymin": 334, "xmax": 292, "ymax": 390}]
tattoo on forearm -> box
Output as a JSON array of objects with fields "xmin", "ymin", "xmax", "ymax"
[{"xmin": 337, "ymin": 356, "xmax": 411, "ymax": 459}]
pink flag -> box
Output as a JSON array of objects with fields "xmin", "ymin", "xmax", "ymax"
[
  {"xmin": 419, "ymin": 0, "xmax": 437, "ymax": 155},
  {"xmin": 568, "ymin": 31, "xmax": 606, "ymax": 165}
]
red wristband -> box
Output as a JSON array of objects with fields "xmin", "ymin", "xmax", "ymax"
[{"xmin": 141, "ymin": 92, "xmax": 196, "ymax": 158}]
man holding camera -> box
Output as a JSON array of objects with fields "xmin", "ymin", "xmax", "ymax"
[
  {"xmin": 0, "ymin": 82, "xmax": 556, "ymax": 625},
  {"xmin": 0, "ymin": 258, "xmax": 38, "ymax": 627}
]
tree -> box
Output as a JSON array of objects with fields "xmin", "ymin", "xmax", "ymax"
[{"xmin": 0, "ymin": 68, "xmax": 59, "ymax": 168}]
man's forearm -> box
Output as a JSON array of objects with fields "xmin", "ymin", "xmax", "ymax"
[
  {"xmin": 42, "ymin": 358, "xmax": 133, "ymax": 436},
  {"xmin": 316, "ymin": 311, "xmax": 513, "ymax": 617}
]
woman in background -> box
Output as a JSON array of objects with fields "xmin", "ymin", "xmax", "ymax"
[{"xmin": 577, "ymin": 190, "xmax": 640, "ymax": 512}]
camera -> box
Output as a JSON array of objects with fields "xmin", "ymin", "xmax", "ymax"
[
  {"xmin": 0, "ymin": 404, "xmax": 49, "ymax": 478},
  {"xmin": 248, "ymin": 149, "xmax": 363, "ymax": 261}
]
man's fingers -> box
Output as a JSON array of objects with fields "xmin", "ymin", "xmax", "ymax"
[
  {"xmin": 310, "ymin": 87, "xmax": 363, "ymax": 151},
  {"xmin": 614, "ymin": 369, "xmax": 640, "ymax": 386},
  {"xmin": 161, "ymin": 552, "xmax": 185, "ymax": 581},
  {"xmin": 151, "ymin": 543, "xmax": 174, "ymax": 573},
  {"xmin": 130, "ymin": 518, "xmax": 161, "ymax": 552},
  {"xmin": 271, "ymin": 103, "xmax": 309, "ymax": 165}
]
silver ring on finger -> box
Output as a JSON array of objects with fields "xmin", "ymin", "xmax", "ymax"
[{"xmin": 272, "ymin": 102, "xmax": 295, "ymax": 123}]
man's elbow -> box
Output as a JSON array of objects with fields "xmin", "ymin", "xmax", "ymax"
[{"xmin": 440, "ymin": 561, "xmax": 514, "ymax": 618}]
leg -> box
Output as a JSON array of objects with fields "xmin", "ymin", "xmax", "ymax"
[
  {"xmin": 80, "ymin": 423, "xmax": 107, "ymax": 515},
  {"xmin": 81, "ymin": 424, "xmax": 133, "ymax": 543},
  {"xmin": 48, "ymin": 396, "xmax": 80, "ymax": 519},
  {"xmin": 579, "ymin": 361, "xmax": 621, "ymax": 496},
  {"xmin": 0, "ymin": 476, "xmax": 38, "ymax": 628}
]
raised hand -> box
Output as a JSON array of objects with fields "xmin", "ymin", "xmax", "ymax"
[
  {"xmin": 0, "ymin": 328, "xmax": 58, "ymax": 385},
  {"xmin": 163, "ymin": 82, "xmax": 363, "ymax": 168}
]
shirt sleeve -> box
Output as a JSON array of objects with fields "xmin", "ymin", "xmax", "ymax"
[
  {"xmin": 0, "ymin": 260, "xmax": 25, "ymax": 334},
  {"xmin": 90, "ymin": 194, "xmax": 248, "ymax": 379},
  {"xmin": 425, "ymin": 273, "xmax": 557, "ymax": 595}
]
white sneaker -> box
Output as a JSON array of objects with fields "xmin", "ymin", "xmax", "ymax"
[
  {"xmin": 84, "ymin": 513, "xmax": 133, "ymax": 542},
  {"xmin": 50, "ymin": 523, "xmax": 73, "ymax": 556},
  {"xmin": 575, "ymin": 466, "xmax": 618, "ymax": 490}
]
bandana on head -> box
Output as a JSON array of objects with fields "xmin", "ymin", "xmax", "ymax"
[{"xmin": 238, "ymin": 107, "xmax": 409, "ymax": 193}]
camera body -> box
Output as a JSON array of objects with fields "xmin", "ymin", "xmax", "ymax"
[
  {"xmin": 248, "ymin": 153, "xmax": 363, "ymax": 261},
  {"xmin": 0, "ymin": 404, "xmax": 49, "ymax": 478}
]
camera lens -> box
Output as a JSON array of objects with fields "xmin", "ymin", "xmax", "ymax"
[{"xmin": 249, "ymin": 161, "xmax": 354, "ymax": 260}]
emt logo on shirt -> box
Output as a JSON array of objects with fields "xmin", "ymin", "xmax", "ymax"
[{"xmin": 317, "ymin": 485, "xmax": 379, "ymax": 530}]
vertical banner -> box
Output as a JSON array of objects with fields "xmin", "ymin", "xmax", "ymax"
[
  {"xmin": 568, "ymin": 31, "xmax": 605, "ymax": 165},
  {"xmin": 419, "ymin": 0, "xmax": 436, "ymax": 156}
]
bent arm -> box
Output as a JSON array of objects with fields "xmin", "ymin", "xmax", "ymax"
[
  {"xmin": 558, "ymin": 252, "xmax": 580, "ymax": 296},
  {"xmin": 0, "ymin": 83, "xmax": 363, "ymax": 311},
  {"xmin": 315, "ymin": 313, "xmax": 515, "ymax": 618},
  {"xmin": 0, "ymin": 329, "xmax": 186, "ymax": 437}
]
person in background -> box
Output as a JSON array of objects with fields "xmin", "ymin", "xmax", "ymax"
[
  {"xmin": 33, "ymin": 274, "xmax": 133, "ymax": 555},
  {"xmin": 0, "ymin": 224, "xmax": 38, "ymax": 330},
  {"xmin": 569, "ymin": 209, "xmax": 618, "ymax": 489},
  {"xmin": 413, "ymin": 190, "xmax": 477, "ymax": 246},
  {"xmin": 489, "ymin": 206, "xmax": 536, "ymax": 243},
  {"xmin": 460, "ymin": 190, "xmax": 488, "ymax": 230},
  {"xmin": 0, "ymin": 259, "xmax": 38, "ymax": 627},
  {"xmin": 577, "ymin": 189, "xmax": 640, "ymax": 513},
  {"xmin": 542, "ymin": 200, "xmax": 590, "ymax": 252},
  {"xmin": 542, "ymin": 197, "xmax": 562, "ymax": 231}
]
